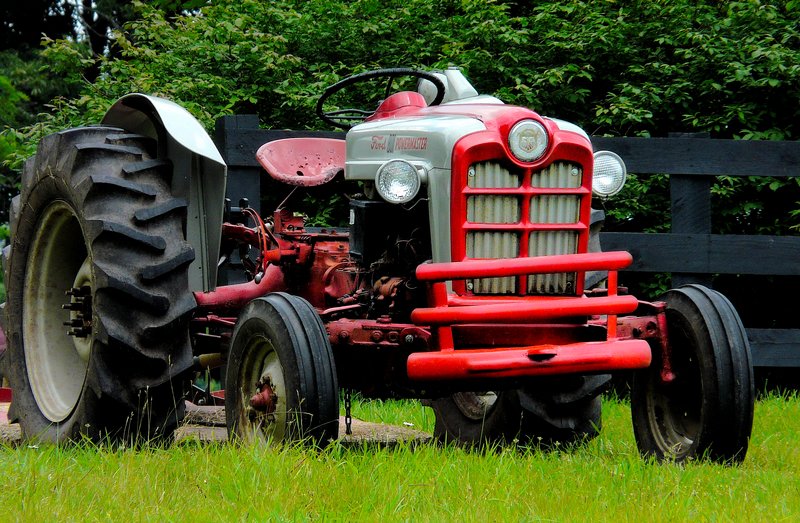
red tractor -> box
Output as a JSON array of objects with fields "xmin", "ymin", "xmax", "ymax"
[{"xmin": 0, "ymin": 67, "xmax": 753, "ymax": 462}]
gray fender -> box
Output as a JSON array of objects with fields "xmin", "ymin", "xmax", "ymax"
[{"xmin": 102, "ymin": 94, "xmax": 226, "ymax": 292}]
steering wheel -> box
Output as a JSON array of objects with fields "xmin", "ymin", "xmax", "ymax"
[{"xmin": 316, "ymin": 68, "xmax": 446, "ymax": 130}]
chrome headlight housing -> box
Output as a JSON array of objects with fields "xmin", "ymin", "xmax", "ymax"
[
  {"xmin": 375, "ymin": 159, "xmax": 422, "ymax": 203},
  {"xmin": 508, "ymin": 119, "xmax": 549, "ymax": 162},
  {"xmin": 592, "ymin": 151, "xmax": 627, "ymax": 197}
]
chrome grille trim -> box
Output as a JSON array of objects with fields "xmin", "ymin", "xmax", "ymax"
[
  {"xmin": 528, "ymin": 231, "xmax": 579, "ymax": 294},
  {"xmin": 467, "ymin": 195, "xmax": 520, "ymax": 223},
  {"xmin": 466, "ymin": 232, "xmax": 518, "ymax": 294},
  {"xmin": 461, "ymin": 160, "xmax": 584, "ymax": 296},
  {"xmin": 530, "ymin": 195, "xmax": 581, "ymax": 224},
  {"xmin": 531, "ymin": 161, "xmax": 582, "ymax": 188},
  {"xmin": 468, "ymin": 162, "xmax": 521, "ymax": 188}
]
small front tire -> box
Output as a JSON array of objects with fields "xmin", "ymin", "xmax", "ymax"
[
  {"xmin": 631, "ymin": 285, "xmax": 754, "ymax": 463},
  {"xmin": 225, "ymin": 293, "xmax": 339, "ymax": 445}
]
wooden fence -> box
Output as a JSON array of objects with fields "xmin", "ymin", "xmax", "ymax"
[{"xmin": 593, "ymin": 135, "xmax": 800, "ymax": 368}]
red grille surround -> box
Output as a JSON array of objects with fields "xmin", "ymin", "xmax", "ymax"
[{"xmin": 450, "ymin": 115, "xmax": 595, "ymax": 296}]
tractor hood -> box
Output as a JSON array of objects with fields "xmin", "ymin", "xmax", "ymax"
[
  {"xmin": 345, "ymin": 113, "xmax": 486, "ymax": 180},
  {"xmin": 345, "ymin": 102, "xmax": 591, "ymax": 181}
]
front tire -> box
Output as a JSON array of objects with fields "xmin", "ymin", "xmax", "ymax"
[
  {"xmin": 2, "ymin": 128, "xmax": 195, "ymax": 443},
  {"xmin": 631, "ymin": 285, "xmax": 754, "ymax": 463},
  {"xmin": 226, "ymin": 294, "xmax": 339, "ymax": 446}
]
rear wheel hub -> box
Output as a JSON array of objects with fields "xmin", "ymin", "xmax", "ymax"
[{"xmin": 23, "ymin": 201, "xmax": 91, "ymax": 423}]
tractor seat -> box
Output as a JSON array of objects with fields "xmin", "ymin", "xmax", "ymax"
[{"xmin": 256, "ymin": 137, "xmax": 345, "ymax": 187}]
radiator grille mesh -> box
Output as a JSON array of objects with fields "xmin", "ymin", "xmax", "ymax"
[{"xmin": 462, "ymin": 161, "xmax": 584, "ymax": 295}]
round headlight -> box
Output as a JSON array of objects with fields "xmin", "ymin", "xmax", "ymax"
[
  {"xmin": 376, "ymin": 160, "xmax": 421, "ymax": 203},
  {"xmin": 592, "ymin": 151, "xmax": 627, "ymax": 197},
  {"xmin": 508, "ymin": 119, "xmax": 549, "ymax": 162}
]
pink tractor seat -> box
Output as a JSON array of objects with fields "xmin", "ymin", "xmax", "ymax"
[{"xmin": 256, "ymin": 137, "xmax": 346, "ymax": 187}]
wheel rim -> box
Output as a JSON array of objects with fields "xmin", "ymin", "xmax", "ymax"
[
  {"xmin": 23, "ymin": 201, "xmax": 91, "ymax": 422},
  {"xmin": 453, "ymin": 391, "xmax": 498, "ymax": 421},
  {"xmin": 238, "ymin": 334, "xmax": 288, "ymax": 443},
  {"xmin": 644, "ymin": 312, "xmax": 702, "ymax": 458}
]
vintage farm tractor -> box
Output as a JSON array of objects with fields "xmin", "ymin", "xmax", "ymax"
[{"xmin": 0, "ymin": 67, "xmax": 754, "ymax": 462}]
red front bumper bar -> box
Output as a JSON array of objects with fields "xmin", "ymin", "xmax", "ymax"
[
  {"xmin": 406, "ymin": 251, "xmax": 652, "ymax": 381},
  {"xmin": 407, "ymin": 340, "xmax": 651, "ymax": 380}
]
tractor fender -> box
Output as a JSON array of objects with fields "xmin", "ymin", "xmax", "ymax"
[{"xmin": 102, "ymin": 94, "xmax": 226, "ymax": 293}]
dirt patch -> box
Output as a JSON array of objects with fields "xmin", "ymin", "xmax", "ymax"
[
  {"xmin": 177, "ymin": 403, "xmax": 431, "ymax": 445},
  {"xmin": 174, "ymin": 416, "xmax": 431, "ymax": 445},
  {"xmin": 0, "ymin": 424, "xmax": 21, "ymax": 443},
  {"xmin": 1, "ymin": 403, "xmax": 431, "ymax": 446}
]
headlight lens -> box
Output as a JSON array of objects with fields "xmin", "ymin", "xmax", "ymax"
[
  {"xmin": 376, "ymin": 160, "xmax": 421, "ymax": 203},
  {"xmin": 508, "ymin": 120, "xmax": 549, "ymax": 162},
  {"xmin": 592, "ymin": 151, "xmax": 627, "ymax": 197}
]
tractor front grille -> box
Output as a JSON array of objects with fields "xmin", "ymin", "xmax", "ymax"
[{"xmin": 460, "ymin": 161, "xmax": 588, "ymax": 296}]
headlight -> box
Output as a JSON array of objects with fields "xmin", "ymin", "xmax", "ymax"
[
  {"xmin": 592, "ymin": 151, "xmax": 627, "ymax": 197},
  {"xmin": 508, "ymin": 119, "xmax": 549, "ymax": 162},
  {"xmin": 375, "ymin": 160, "xmax": 421, "ymax": 203}
]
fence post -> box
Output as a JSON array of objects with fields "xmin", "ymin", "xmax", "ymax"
[
  {"xmin": 669, "ymin": 133, "xmax": 713, "ymax": 288},
  {"xmin": 214, "ymin": 114, "xmax": 263, "ymax": 285},
  {"xmin": 214, "ymin": 114, "xmax": 262, "ymax": 214}
]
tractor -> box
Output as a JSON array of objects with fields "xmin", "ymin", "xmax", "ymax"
[{"xmin": 0, "ymin": 67, "xmax": 754, "ymax": 462}]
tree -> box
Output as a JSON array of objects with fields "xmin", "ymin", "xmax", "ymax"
[
  {"xmin": 0, "ymin": 1, "xmax": 76, "ymax": 51},
  {"xmin": 3, "ymin": 0, "xmax": 800, "ymax": 234}
]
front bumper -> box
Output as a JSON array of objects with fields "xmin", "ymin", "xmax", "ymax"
[{"xmin": 406, "ymin": 251, "xmax": 652, "ymax": 381}]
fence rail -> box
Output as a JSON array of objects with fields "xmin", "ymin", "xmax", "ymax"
[{"xmin": 593, "ymin": 135, "xmax": 800, "ymax": 368}]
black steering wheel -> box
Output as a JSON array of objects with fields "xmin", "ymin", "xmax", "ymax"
[{"xmin": 316, "ymin": 68, "xmax": 447, "ymax": 130}]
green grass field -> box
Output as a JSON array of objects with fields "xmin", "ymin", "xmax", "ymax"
[{"xmin": 2, "ymin": 394, "xmax": 799, "ymax": 522}]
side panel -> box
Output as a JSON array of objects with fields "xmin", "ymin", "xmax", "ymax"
[
  {"xmin": 102, "ymin": 94, "xmax": 226, "ymax": 292},
  {"xmin": 345, "ymin": 114, "xmax": 486, "ymax": 265}
]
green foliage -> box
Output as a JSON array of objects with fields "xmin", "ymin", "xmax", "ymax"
[
  {"xmin": 0, "ymin": 44, "xmax": 94, "ymax": 185},
  {"xmin": 3, "ymin": 0, "xmax": 800, "ymax": 232},
  {"xmin": 0, "ymin": 1, "xmax": 76, "ymax": 51},
  {"xmin": 0, "ymin": 75, "xmax": 27, "ymax": 125},
  {"xmin": 0, "ymin": 44, "xmax": 90, "ymax": 125},
  {"xmin": 22, "ymin": 0, "xmax": 800, "ymax": 137}
]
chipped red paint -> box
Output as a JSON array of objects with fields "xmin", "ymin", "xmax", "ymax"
[
  {"xmin": 257, "ymin": 137, "xmax": 345, "ymax": 186},
  {"xmin": 0, "ymin": 387, "xmax": 10, "ymax": 425},
  {"xmin": 194, "ymin": 264, "xmax": 286, "ymax": 311},
  {"xmin": 250, "ymin": 385, "xmax": 277, "ymax": 414}
]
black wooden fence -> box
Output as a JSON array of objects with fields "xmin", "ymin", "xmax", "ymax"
[
  {"xmin": 215, "ymin": 116, "xmax": 800, "ymax": 368},
  {"xmin": 593, "ymin": 135, "xmax": 800, "ymax": 368}
]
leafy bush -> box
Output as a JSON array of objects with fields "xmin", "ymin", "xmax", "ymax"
[{"xmin": 3, "ymin": 0, "xmax": 800, "ymax": 233}]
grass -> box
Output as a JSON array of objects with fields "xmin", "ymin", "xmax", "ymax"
[{"xmin": 2, "ymin": 394, "xmax": 800, "ymax": 522}]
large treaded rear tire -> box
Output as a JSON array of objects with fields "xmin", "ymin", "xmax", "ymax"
[
  {"xmin": 431, "ymin": 375, "xmax": 608, "ymax": 448},
  {"xmin": 1, "ymin": 127, "xmax": 195, "ymax": 443}
]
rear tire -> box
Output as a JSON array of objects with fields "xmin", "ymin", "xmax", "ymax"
[
  {"xmin": 431, "ymin": 375, "xmax": 608, "ymax": 447},
  {"xmin": 631, "ymin": 285, "xmax": 754, "ymax": 463},
  {"xmin": 226, "ymin": 293, "xmax": 339, "ymax": 446},
  {"xmin": 2, "ymin": 128, "xmax": 195, "ymax": 443}
]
